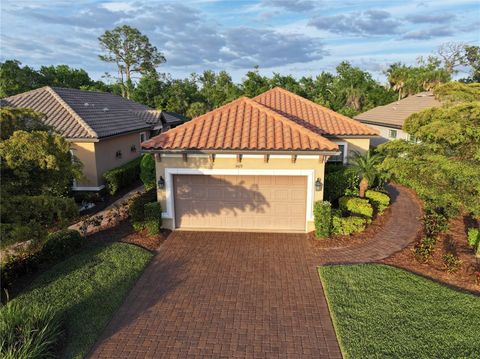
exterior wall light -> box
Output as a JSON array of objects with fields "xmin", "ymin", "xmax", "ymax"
[
  {"xmin": 157, "ymin": 176, "xmax": 165, "ymax": 189},
  {"xmin": 315, "ymin": 178, "xmax": 322, "ymax": 192},
  {"xmin": 131, "ymin": 145, "xmax": 137, "ymax": 152}
]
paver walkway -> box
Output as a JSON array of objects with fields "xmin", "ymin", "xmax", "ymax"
[
  {"xmin": 89, "ymin": 232, "xmax": 342, "ymax": 358},
  {"xmin": 316, "ymin": 183, "xmax": 422, "ymax": 265}
]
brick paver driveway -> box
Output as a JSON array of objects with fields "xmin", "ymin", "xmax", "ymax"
[{"xmin": 89, "ymin": 232, "xmax": 342, "ymax": 358}]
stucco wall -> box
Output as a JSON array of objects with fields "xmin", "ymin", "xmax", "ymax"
[
  {"xmin": 94, "ymin": 131, "xmax": 147, "ymax": 185},
  {"xmin": 330, "ymin": 137, "xmax": 371, "ymax": 162},
  {"xmin": 362, "ymin": 124, "xmax": 409, "ymax": 147},
  {"xmin": 70, "ymin": 142, "xmax": 98, "ymax": 187},
  {"xmin": 154, "ymin": 154, "xmax": 326, "ymax": 232}
]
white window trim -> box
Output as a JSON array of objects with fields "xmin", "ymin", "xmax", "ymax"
[
  {"xmin": 140, "ymin": 132, "xmax": 146, "ymax": 143},
  {"xmin": 161, "ymin": 168, "xmax": 315, "ymax": 231},
  {"xmin": 389, "ymin": 129, "xmax": 398, "ymax": 139},
  {"xmin": 331, "ymin": 141, "xmax": 348, "ymax": 164}
]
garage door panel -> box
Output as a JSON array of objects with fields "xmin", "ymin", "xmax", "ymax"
[{"xmin": 174, "ymin": 175, "xmax": 307, "ymax": 231}]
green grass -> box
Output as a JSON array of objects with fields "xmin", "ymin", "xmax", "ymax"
[
  {"xmin": 319, "ymin": 264, "xmax": 480, "ymax": 359},
  {"xmin": 5, "ymin": 242, "xmax": 152, "ymax": 359}
]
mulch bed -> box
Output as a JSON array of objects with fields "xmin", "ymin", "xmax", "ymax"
[
  {"xmin": 383, "ymin": 215, "xmax": 480, "ymax": 295},
  {"xmin": 308, "ymin": 205, "xmax": 393, "ymax": 249},
  {"xmin": 88, "ymin": 220, "xmax": 170, "ymax": 253}
]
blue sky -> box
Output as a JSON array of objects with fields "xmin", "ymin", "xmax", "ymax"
[{"xmin": 1, "ymin": 0, "xmax": 479, "ymax": 83}]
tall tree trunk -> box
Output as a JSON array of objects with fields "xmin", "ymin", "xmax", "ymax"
[
  {"xmin": 359, "ymin": 177, "xmax": 369, "ymax": 198},
  {"xmin": 125, "ymin": 66, "xmax": 132, "ymax": 99},
  {"xmin": 118, "ymin": 67, "xmax": 126, "ymax": 98}
]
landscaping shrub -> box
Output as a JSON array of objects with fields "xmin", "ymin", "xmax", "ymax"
[
  {"xmin": 0, "ymin": 222, "xmax": 47, "ymax": 249},
  {"xmin": 324, "ymin": 165, "xmax": 360, "ymax": 203},
  {"xmin": 339, "ymin": 196, "xmax": 373, "ymax": 218},
  {"xmin": 41, "ymin": 229, "xmax": 83, "ymax": 263},
  {"xmin": 423, "ymin": 206, "xmax": 449, "ymax": 237},
  {"xmin": 467, "ymin": 228, "xmax": 480, "ymax": 250},
  {"xmin": 1, "ymin": 230, "xmax": 84, "ymax": 291},
  {"xmin": 1, "ymin": 253, "xmax": 40, "ymax": 292},
  {"xmin": 0, "ymin": 303, "xmax": 63, "ymax": 359},
  {"xmin": 103, "ymin": 156, "xmax": 142, "ymax": 195},
  {"xmin": 144, "ymin": 202, "xmax": 162, "ymax": 235},
  {"xmin": 331, "ymin": 213, "xmax": 366, "ymax": 235},
  {"xmin": 442, "ymin": 253, "xmax": 462, "ymax": 273},
  {"xmin": 313, "ymin": 201, "xmax": 332, "ymax": 238},
  {"xmin": 1, "ymin": 195, "xmax": 78, "ymax": 228},
  {"xmin": 412, "ymin": 236, "xmax": 437, "ymax": 262},
  {"xmin": 129, "ymin": 189, "xmax": 157, "ymax": 230},
  {"xmin": 140, "ymin": 154, "xmax": 156, "ymax": 191},
  {"xmin": 365, "ymin": 190, "xmax": 390, "ymax": 214}
]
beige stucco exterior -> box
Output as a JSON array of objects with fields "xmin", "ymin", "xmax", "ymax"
[
  {"xmin": 70, "ymin": 130, "xmax": 149, "ymax": 189},
  {"xmin": 154, "ymin": 154, "xmax": 326, "ymax": 232},
  {"xmin": 152, "ymin": 137, "xmax": 372, "ymax": 233}
]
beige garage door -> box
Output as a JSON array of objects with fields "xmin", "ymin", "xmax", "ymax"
[{"xmin": 173, "ymin": 175, "xmax": 307, "ymax": 232}]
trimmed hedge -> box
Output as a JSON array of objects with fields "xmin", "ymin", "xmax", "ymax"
[
  {"xmin": 324, "ymin": 165, "xmax": 360, "ymax": 203},
  {"xmin": 103, "ymin": 156, "xmax": 142, "ymax": 195},
  {"xmin": 1, "ymin": 229, "xmax": 84, "ymax": 291},
  {"xmin": 41, "ymin": 229, "xmax": 83, "ymax": 263},
  {"xmin": 332, "ymin": 214, "xmax": 366, "ymax": 235},
  {"xmin": 339, "ymin": 196, "xmax": 373, "ymax": 218},
  {"xmin": 129, "ymin": 189, "xmax": 157, "ymax": 231},
  {"xmin": 140, "ymin": 154, "xmax": 156, "ymax": 191},
  {"xmin": 144, "ymin": 202, "xmax": 162, "ymax": 235},
  {"xmin": 314, "ymin": 201, "xmax": 332, "ymax": 238},
  {"xmin": 365, "ymin": 190, "xmax": 390, "ymax": 214}
]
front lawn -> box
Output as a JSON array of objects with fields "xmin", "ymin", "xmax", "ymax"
[
  {"xmin": 319, "ymin": 264, "xmax": 480, "ymax": 359},
  {"xmin": 3, "ymin": 242, "xmax": 152, "ymax": 359}
]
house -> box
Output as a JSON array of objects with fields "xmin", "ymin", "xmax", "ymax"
[
  {"xmin": 1, "ymin": 86, "xmax": 177, "ymax": 191},
  {"xmin": 354, "ymin": 91, "xmax": 441, "ymax": 146},
  {"xmin": 142, "ymin": 87, "xmax": 378, "ymax": 233},
  {"xmin": 135, "ymin": 110, "xmax": 188, "ymax": 137}
]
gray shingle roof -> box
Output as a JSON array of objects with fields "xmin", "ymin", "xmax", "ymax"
[
  {"xmin": 1, "ymin": 87, "xmax": 153, "ymax": 139},
  {"xmin": 354, "ymin": 91, "xmax": 442, "ymax": 128},
  {"xmin": 161, "ymin": 111, "xmax": 188, "ymax": 126}
]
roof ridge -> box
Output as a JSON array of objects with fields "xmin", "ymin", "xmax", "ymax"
[
  {"xmin": 45, "ymin": 87, "xmax": 98, "ymax": 138},
  {"xmin": 258, "ymin": 87, "xmax": 375, "ymax": 134},
  {"xmin": 161, "ymin": 96, "xmax": 251, "ymax": 134},
  {"xmin": 243, "ymin": 97, "xmax": 337, "ymax": 148},
  {"xmin": 3, "ymin": 86, "xmax": 48, "ymax": 101}
]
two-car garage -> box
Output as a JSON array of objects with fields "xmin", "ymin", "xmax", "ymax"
[{"xmin": 172, "ymin": 174, "xmax": 309, "ymax": 232}]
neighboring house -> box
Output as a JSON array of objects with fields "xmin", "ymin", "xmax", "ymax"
[
  {"xmin": 142, "ymin": 87, "xmax": 378, "ymax": 233},
  {"xmin": 135, "ymin": 110, "xmax": 188, "ymax": 137},
  {"xmin": 1, "ymin": 86, "xmax": 178, "ymax": 191},
  {"xmin": 354, "ymin": 91, "xmax": 441, "ymax": 146}
]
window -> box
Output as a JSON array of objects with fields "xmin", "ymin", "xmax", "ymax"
[
  {"xmin": 328, "ymin": 144, "xmax": 346, "ymax": 163},
  {"xmin": 389, "ymin": 129, "xmax": 397, "ymax": 139},
  {"xmin": 140, "ymin": 132, "xmax": 146, "ymax": 143}
]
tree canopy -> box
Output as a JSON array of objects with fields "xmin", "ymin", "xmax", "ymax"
[
  {"xmin": 378, "ymin": 82, "xmax": 480, "ymax": 218},
  {"xmin": 98, "ymin": 25, "xmax": 166, "ymax": 98},
  {"xmin": 0, "ymin": 108, "xmax": 82, "ymax": 196}
]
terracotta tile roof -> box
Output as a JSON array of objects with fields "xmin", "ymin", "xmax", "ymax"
[
  {"xmin": 253, "ymin": 87, "xmax": 378, "ymax": 136},
  {"xmin": 1, "ymin": 87, "xmax": 152, "ymax": 139},
  {"xmin": 354, "ymin": 91, "xmax": 441, "ymax": 128},
  {"xmin": 142, "ymin": 97, "xmax": 338, "ymax": 152}
]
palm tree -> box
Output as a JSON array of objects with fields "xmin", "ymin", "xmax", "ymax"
[{"xmin": 348, "ymin": 150, "xmax": 383, "ymax": 198}]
